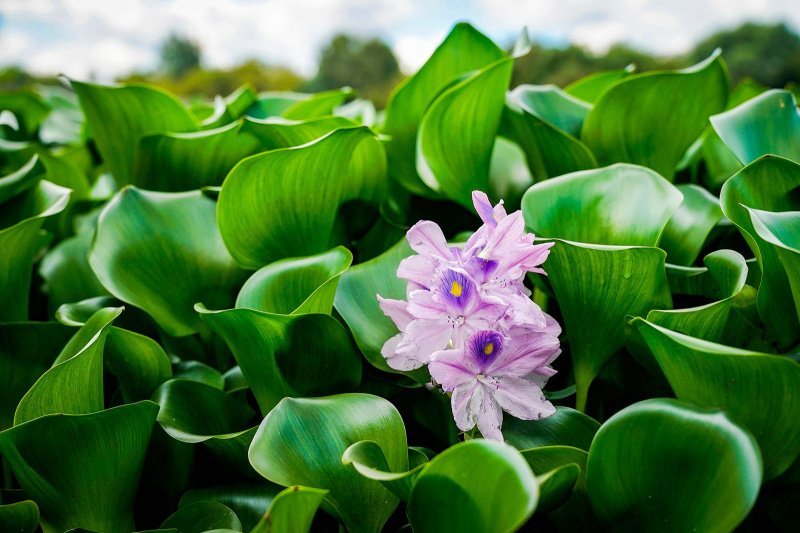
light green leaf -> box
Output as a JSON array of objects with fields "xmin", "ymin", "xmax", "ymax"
[
  {"xmin": 236, "ymin": 246, "xmax": 352, "ymax": 315},
  {"xmin": 660, "ymin": 184, "xmax": 723, "ymax": 266},
  {"xmin": 0, "ymin": 401, "xmax": 159, "ymax": 533},
  {"xmin": 71, "ymin": 80, "xmax": 197, "ymax": 185},
  {"xmin": 241, "ymin": 115, "xmax": 355, "ymax": 150},
  {"xmin": 632, "ymin": 319, "xmax": 800, "ymax": 478},
  {"xmin": 711, "ymin": 89, "xmax": 800, "ymax": 165},
  {"xmin": 251, "ymin": 486, "xmax": 327, "ymax": 533},
  {"xmin": 407, "ymin": 439, "xmax": 538, "ymax": 533},
  {"xmin": 417, "ymin": 57, "xmax": 513, "ymax": 208},
  {"xmin": 218, "ymin": 127, "xmax": 386, "ymax": 268},
  {"xmin": 89, "ymin": 188, "xmax": 247, "ymax": 337},
  {"xmin": 341, "ymin": 440, "xmax": 429, "ymax": 501},
  {"xmin": 281, "ymin": 88, "xmax": 354, "ymax": 120},
  {"xmin": 564, "ymin": 65, "xmax": 634, "ymax": 103},
  {"xmin": 719, "ymin": 155, "xmax": 800, "ymax": 348},
  {"xmin": 197, "ymin": 307, "xmax": 362, "ymax": 414},
  {"xmin": 248, "ymin": 394, "xmax": 407, "ymax": 533},
  {"xmin": 586, "ymin": 398, "xmax": 761, "ymax": 532},
  {"xmin": 382, "ymin": 22, "xmax": 505, "ymax": 196},
  {"xmin": 581, "ymin": 52, "xmax": 728, "ymax": 179},
  {"xmin": 0, "ymin": 155, "xmax": 40, "ymax": 204}
]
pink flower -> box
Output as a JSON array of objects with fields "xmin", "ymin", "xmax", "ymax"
[{"xmin": 428, "ymin": 328, "xmax": 560, "ymax": 441}]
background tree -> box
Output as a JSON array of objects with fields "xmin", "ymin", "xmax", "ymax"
[{"xmin": 160, "ymin": 33, "xmax": 202, "ymax": 79}]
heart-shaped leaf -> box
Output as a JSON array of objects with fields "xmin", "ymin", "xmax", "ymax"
[
  {"xmin": 632, "ymin": 318, "xmax": 800, "ymax": 478},
  {"xmin": 407, "ymin": 439, "xmax": 538, "ymax": 533},
  {"xmin": 218, "ymin": 127, "xmax": 386, "ymax": 268},
  {"xmin": 719, "ymin": 155, "xmax": 800, "ymax": 348},
  {"xmin": 0, "ymin": 401, "xmax": 159, "ymax": 533},
  {"xmin": 198, "ymin": 307, "xmax": 362, "ymax": 414},
  {"xmin": 382, "ymin": 23, "xmax": 504, "ymax": 196},
  {"xmin": 711, "ymin": 89, "xmax": 800, "ymax": 165},
  {"xmin": 71, "ymin": 80, "xmax": 197, "ymax": 185},
  {"xmin": 581, "ymin": 52, "xmax": 728, "ymax": 179},
  {"xmin": 586, "ymin": 398, "xmax": 761, "ymax": 532},
  {"xmin": 89, "ymin": 188, "xmax": 247, "ymax": 337},
  {"xmin": 236, "ymin": 246, "xmax": 352, "ymax": 315},
  {"xmin": 248, "ymin": 394, "xmax": 407, "ymax": 533}
]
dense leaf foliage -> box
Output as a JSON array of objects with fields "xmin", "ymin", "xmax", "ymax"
[{"xmin": 0, "ymin": 23, "xmax": 798, "ymax": 533}]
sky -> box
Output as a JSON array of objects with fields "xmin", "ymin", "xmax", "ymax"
[{"xmin": 1, "ymin": 0, "xmax": 799, "ymax": 80}]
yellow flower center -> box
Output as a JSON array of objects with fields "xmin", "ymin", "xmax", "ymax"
[
  {"xmin": 450, "ymin": 281, "xmax": 463, "ymax": 297},
  {"xmin": 484, "ymin": 342, "xmax": 494, "ymax": 355}
]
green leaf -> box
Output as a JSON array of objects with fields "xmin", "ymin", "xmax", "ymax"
[
  {"xmin": 333, "ymin": 238, "xmax": 418, "ymax": 375},
  {"xmin": 341, "ymin": 440, "xmax": 429, "ymax": 501},
  {"xmin": 522, "ymin": 164, "xmax": 683, "ymax": 246},
  {"xmin": 382, "ymin": 22, "xmax": 505, "ymax": 196},
  {"xmin": 38, "ymin": 85, "xmax": 85, "ymax": 146},
  {"xmin": 632, "ymin": 319, "xmax": 800, "ymax": 478},
  {"xmin": 201, "ymin": 84, "xmax": 258, "ymax": 128},
  {"xmin": 660, "ymin": 184, "xmax": 723, "ymax": 266},
  {"xmin": 71, "ymin": 80, "xmax": 197, "ymax": 185},
  {"xmin": 586, "ymin": 398, "xmax": 761, "ymax": 532},
  {"xmin": 520, "ymin": 445, "xmax": 586, "ymax": 515},
  {"xmin": 14, "ymin": 307, "xmax": 121, "ymax": 425},
  {"xmin": 240, "ymin": 116, "xmax": 355, "ymax": 150},
  {"xmin": 197, "ymin": 307, "xmax": 362, "ymax": 414},
  {"xmin": 719, "ymin": 155, "xmax": 800, "ymax": 348},
  {"xmin": 407, "ymin": 439, "xmax": 538, "ymax": 533},
  {"xmin": 417, "ymin": 57, "xmax": 513, "ymax": 208},
  {"xmin": 0, "ymin": 322, "xmax": 73, "ymax": 430},
  {"xmin": 281, "ymin": 88, "xmax": 354, "ymax": 120},
  {"xmin": 89, "ymin": 188, "xmax": 246, "ymax": 337},
  {"xmin": 0, "ymin": 501, "xmax": 39, "ymax": 533},
  {"xmin": 218, "ymin": 127, "xmax": 386, "ymax": 268},
  {"xmin": 711, "ymin": 89, "xmax": 800, "ymax": 165},
  {"xmin": 160, "ymin": 502, "xmax": 242, "ymax": 533},
  {"xmin": 0, "ymin": 401, "xmax": 159, "ymax": 533},
  {"xmin": 0, "ymin": 91, "xmax": 49, "ymax": 139},
  {"xmin": 236, "ymin": 246, "xmax": 352, "ymax": 315},
  {"xmin": 564, "ymin": 65, "xmax": 634, "ymax": 103},
  {"xmin": 0, "ymin": 155, "xmax": 40, "ymax": 204},
  {"xmin": 251, "ymin": 486, "xmax": 327, "ymax": 533},
  {"xmin": 503, "ymin": 406, "xmax": 600, "ymax": 451},
  {"xmin": 134, "ymin": 121, "xmax": 261, "ymax": 192},
  {"xmin": 39, "ymin": 231, "xmax": 110, "ymax": 312},
  {"xmin": 581, "ymin": 52, "xmax": 728, "ymax": 179},
  {"xmin": 179, "ymin": 483, "xmax": 282, "ymax": 532},
  {"xmin": 747, "ymin": 208, "xmax": 800, "ymax": 331},
  {"xmin": 501, "ymin": 85, "xmax": 596, "ymax": 182},
  {"xmin": 248, "ymin": 394, "xmax": 407, "ymax": 533},
  {"xmin": 0, "ymin": 180, "xmax": 70, "ymax": 321},
  {"xmin": 646, "ymin": 250, "xmax": 759, "ymax": 347}
]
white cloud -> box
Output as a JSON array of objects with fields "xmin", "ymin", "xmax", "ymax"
[{"xmin": 1, "ymin": 0, "xmax": 798, "ymax": 82}]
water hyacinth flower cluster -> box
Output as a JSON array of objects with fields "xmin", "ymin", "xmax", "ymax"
[{"xmin": 378, "ymin": 191, "xmax": 562, "ymax": 441}]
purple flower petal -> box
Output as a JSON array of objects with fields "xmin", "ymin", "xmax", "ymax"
[
  {"xmin": 393, "ymin": 318, "xmax": 452, "ymax": 367},
  {"xmin": 451, "ymin": 380, "xmax": 480, "ymax": 431},
  {"xmin": 466, "ymin": 329, "xmax": 505, "ymax": 372},
  {"xmin": 472, "ymin": 190, "xmax": 499, "ymax": 227},
  {"xmin": 397, "ymin": 255, "xmax": 437, "ymax": 289},
  {"xmin": 377, "ymin": 296, "xmax": 413, "ymax": 330},
  {"xmin": 429, "ymin": 348, "xmax": 476, "ymax": 390},
  {"xmin": 493, "ymin": 375, "xmax": 556, "ymax": 421},
  {"xmin": 406, "ymin": 220, "xmax": 456, "ymax": 260},
  {"xmin": 475, "ymin": 385, "xmax": 504, "ymax": 441}
]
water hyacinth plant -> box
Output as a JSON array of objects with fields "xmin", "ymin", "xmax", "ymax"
[
  {"xmin": 0, "ymin": 20, "xmax": 799, "ymax": 533},
  {"xmin": 380, "ymin": 192, "xmax": 560, "ymax": 440}
]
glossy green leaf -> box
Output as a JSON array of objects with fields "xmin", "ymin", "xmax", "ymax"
[
  {"xmin": 0, "ymin": 155, "xmax": 40, "ymax": 204},
  {"xmin": 281, "ymin": 88, "xmax": 354, "ymax": 120},
  {"xmin": 160, "ymin": 502, "xmax": 242, "ymax": 533},
  {"xmin": 251, "ymin": 486, "xmax": 327, "ymax": 533},
  {"xmin": 248, "ymin": 394, "xmax": 407, "ymax": 533},
  {"xmin": 660, "ymin": 184, "xmax": 723, "ymax": 266},
  {"xmin": 582, "ymin": 52, "xmax": 728, "ymax": 178},
  {"xmin": 89, "ymin": 188, "xmax": 246, "ymax": 337},
  {"xmin": 179, "ymin": 483, "xmax": 282, "ymax": 532},
  {"xmin": 632, "ymin": 319, "xmax": 800, "ymax": 478},
  {"xmin": 522, "ymin": 164, "xmax": 682, "ymax": 246},
  {"xmin": 719, "ymin": 155, "xmax": 800, "ymax": 347},
  {"xmin": 503, "ymin": 407, "xmax": 600, "ymax": 451},
  {"xmin": 236, "ymin": 246, "xmax": 352, "ymax": 315},
  {"xmin": 0, "ymin": 91, "xmax": 49, "ymax": 138},
  {"xmin": 0, "ymin": 401, "xmax": 158, "ymax": 533},
  {"xmin": 587, "ymin": 398, "xmax": 761, "ymax": 532},
  {"xmin": 646, "ymin": 250, "xmax": 759, "ymax": 347},
  {"xmin": 241, "ymin": 115, "xmax": 355, "ymax": 150},
  {"xmin": 201, "ymin": 84, "xmax": 258, "ymax": 129},
  {"xmin": 38, "ymin": 85, "xmax": 85, "ymax": 146},
  {"xmin": 39, "ymin": 231, "xmax": 110, "ymax": 312},
  {"xmin": 711, "ymin": 89, "xmax": 800, "ymax": 165},
  {"xmin": 71, "ymin": 80, "xmax": 197, "ymax": 185},
  {"xmin": 333, "ymin": 238, "xmax": 416, "ymax": 374},
  {"xmin": 218, "ymin": 127, "xmax": 386, "ymax": 268},
  {"xmin": 407, "ymin": 439, "xmax": 538, "ymax": 533},
  {"xmin": 564, "ymin": 65, "xmax": 634, "ymax": 103},
  {"xmin": 417, "ymin": 57, "xmax": 513, "ymax": 208},
  {"xmin": 14, "ymin": 307, "xmax": 120, "ymax": 425},
  {"xmin": 198, "ymin": 307, "xmax": 362, "ymax": 414},
  {"xmin": 0, "ymin": 322, "xmax": 73, "ymax": 430},
  {"xmin": 520, "ymin": 445, "xmax": 586, "ymax": 515},
  {"xmin": 0, "ymin": 500, "xmax": 39, "ymax": 533},
  {"xmin": 382, "ymin": 22, "xmax": 505, "ymax": 196},
  {"xmin": 0, "ymin": 180, "xmax": 70, "ymax": 322},
  {"xmin": 341, "ymin": 440, "xmax": 429, "ymax": 501},
  {"xmin": 135, "ymin": 121, "xmax": 261, "ymax": 192}
]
